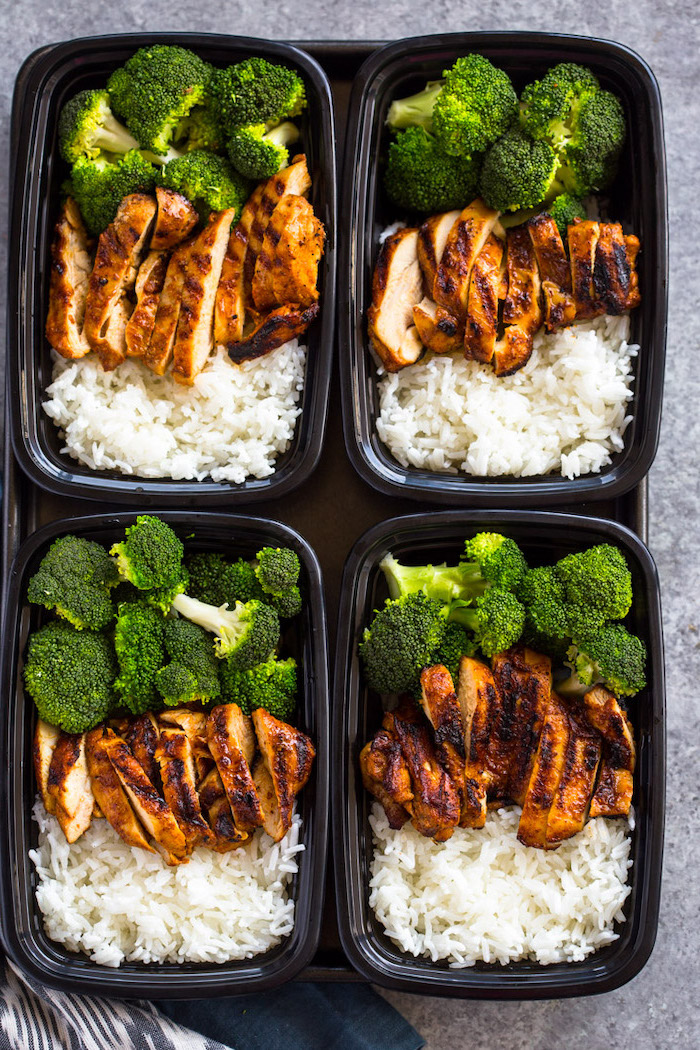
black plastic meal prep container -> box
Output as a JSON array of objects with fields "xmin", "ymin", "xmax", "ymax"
[
  {"xmin": 338, "ymin": 33, "xmax": 668, "ymax": 506},
  {"xmin": 7, "ymin": 34, "xmax": 336, "ymax": 506},
  {"xmin": 0, "ymin": 511, "xmax": 330, "ymax": 998},
  {"xmin": 333, "ymin": 510, "xmax": 665, "ymax": 998}
]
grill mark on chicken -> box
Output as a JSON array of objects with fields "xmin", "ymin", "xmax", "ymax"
[
  {"xmin": 527, "ymin": 213, "xmax": 576, "ymax": 332},
  {"xmin": 593, "ymin": 223, "xmax": 633, "ymax": 315},
  {"xmin": 517, "ymin": 693, "xmax": 569, "ymax": 848},
  {"xmin": 151, "ymin": 187, "xmax": 198, "ymax": 252},
  {"xmin": 45, "ymin": 198, "xmax": 92, "ymax": 359},
  {"xmin": 546, "ymin": 700, "xmax": 601, "ymax": 845},
  {"xmin": 389, "ymin": 701, "xmax": 460, "ymax": 841},
  {"xmin": 47, "ymin": 732, "xmax": 95, "ymax": 844},
  {"xmin": 156, "ymin": 728, "xmax": 215, "ymax": 849},
  {"xmin": 493, "ymin": 227, "xmax": 543, "ymax": 376},
  {"xmin": 85, "ymin": 727, "xmax": 154, "ymax": 852},
  {"xmin": 359, "ymin": 729, "xmax": 413, "ymax": 830},
  {"xmin": 207, "ymin": 705, "xmax": 263, "ymax": 835},
  {"xmin": 434, "ymin": 200, "xmax": 500, "ymax": 320},
  {"xmin": 464, "ymin": 233, "xmax": 506, "ymax": 362},
  {"xmin": 125, "ymin": 713, "xmax": 161, "ymax": 789}
]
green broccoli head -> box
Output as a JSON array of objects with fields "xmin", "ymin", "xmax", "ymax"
[
  {"xmin": 564, "ymin": 623, "xmax": 646, "ymax": 698},
  {"xmin": 186, "ymin": 552, "xmax": 263, "ymax": 607},
  {"xmin": 155, "ymin": 150, "xmax": 250, "ymax": 219},
  {"xmin": 175, "ymin": 102, "xmax": 224, "ymax": 153},
  {"xmin": 561, "ymin": 90, "xmax": 626, "ymax": 195},
  {"xmin": 58, "ymin": 88, "xmax": 140, "ymax": 164},
  {"xmin": 386, "ymin": 80, "xmax": 444, "ymax": 132},
  {"xmin": 255, "ymin": 547, "xmax": 300, "ymax": 594},
  {"xmin": 520, "ymin": 63, "xmax": 600, "ymax": 147},
  {"xmin": 219, "ymin": 655, "xmax": 298, "ymax": 720},
  {"xmin": 449, "ymin": 588, "xmax": 525, "ymax": 658},
  {"xmin": 24, "ymin": 621, "xmax": 118, "ymax": 733},
  {"xmin": 267, "ymin": 586, "xmax": 303, "ymax": 619},
  {"xmin": 462, "ymin": 533, "xmax": 529, "ymax": 593},
  {"xmin": 157, "ymin": 617, "xmax": 221, "ymax": 706},
  {"xmin": 113, "ymin": 601, "xmax": 166, "ymax": 716},
  {"xmin": 70, "ymin": 151, "xmax": 156, "ymax": 235},
  {"xmin": 556, "ymin": 544, "xmax": 633, "ymax": 635},
  {"xmin": 170, "ymin": 593, "xmax": 280, "ymax": 668},
  {"xmin": 384, "ymin": 126, "xmax": 481, "ymax": 214},
  {"xmin": 227, "ymin": 121, "xmax": 300, "ymax": 179},
  {"xmin": 432, "ymin": 54, "xmax": 518, "ymax": 157},
  {"xmin": 429, "ymin": 622, "xmax": 476, "ymax": 685},
  {"xmin": 480, "ymin": 126, "xmax": 560, "ymax": 212},
  {"xmin": 107, "ymin": 45, "xmax": 212, "ymax": 156},
  {"xmin": 212, "ymin": 58, "xmax": 306, "ymax": 128},
  {"xmin": 518, "ymin": 565, "xmax": 570, "ymax": 660},
  {"xmin": 546, "ymin": 192, "xmax": 586, "ymax": 237},
  {"xmin": 358, "ymin": 592, "xmax": 449, "ymax": 695},
  {"xmin": 110, "ymin": 515, "xmax": 188, "ymax": 612},
  {"xmin": 27, "ymin": 534, "xmax": 120, "ymax": 631}
]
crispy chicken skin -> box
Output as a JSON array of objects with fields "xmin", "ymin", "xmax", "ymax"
[
  {"xmin": 359, "ymin": 729, "xmax": 413, "ymax": 830},
  {"xmin": 517, "ymin": 693, "xmax": 570, "ymax": 849},
  {"xmin": 124, "ymin": 250, "xmax": 169, "ymax": 358},
  {"xmin": 198, "ymin": 767, "xmax": 247, "ymax": 850},
  {"xmin": 207, "ymin": 704, "xmax": 263, "ymax": 835},
  {"xmin": 584, "ymin": 686, "xmax": 636, "ymax": 818},
  {"xmin": 527, "ymin": 214, "xmax": 576, "ymax": 332},
  {"xmin": 367, "ymin": 227, "xmax": 424, "ymax": 371},
  {"xmin": 142, "ymin": 241, "xmax": 191, "ymax": 375},
  {"xmin": 83, "ymin": 193, "xmax": 157, "ymax": 370},
  {"xmin": 412, "ymin": 298, "xmax": 463, "ymax": 354},
  {"xmin": 34, "ymin": 720, "xmax": 61, "ymax": 816},
  {"xmin": 456, "ymin": 656, "xmax": 502, "ymax": 828},
  {"xmin": 85, "ymin": 728, "xmax": 154, "ymax": 852},
  {"xmin": 546, "ymin": 699, "xmax": 602, "ymax": 845},
  {"xmin": 227, "ymin": 302, "xmax": 319, "ymax": 364},
  {"xmin": 45, "ymin": 198, "xmax": 92, "ymax": 359},
  {"xmin": 434, "ymin": 199, "xmax": 500, "ymax": 320},
  {"xmin": 47, "ymin": 732, "xmax": 94, "ymax": 844},
  {"xmin": 156, "ymin": 728, "xmax": 215, "ymax": 850},
  {"xmin": 172, "ymin": 209, "xmax": 236, "ymax": 384},
  {"xmin": 568, "ymin": 220, "xmax": 602, "ymax": 320},
  {"xmin": 490, "ymin": 647, "xmax": 552, "ymax": 806},
  {"xmin": 464, "ymin": 233, "xmax": 506, "ymax": 362},
  {"xmin": 102, "ymin": 729, "xmax": 188, "ymax": 864},
  {"xmin": 388, "ymin": 701, "xmax": 460, "ymax": 841},
  {"xmin": 151, "ymin": 187, "xmax": 198, "ymax": 251},
  {"xmin": 417, "ymin": 210, "xmax": 461, "ymax": 297},
  {"xmin": 493, "ymin": 227, "xmax": 543, "ymax": 376},
  {"xmin": 124, "ymin": 713, "xmax": 161, "ymax": 788},
  {"xmin": 251, "ymin": 707, "xmax": 315, "ymax": 842},
  {"xmin": 251, "ymin": 194, "xmax": 325, "ymax": 312}
]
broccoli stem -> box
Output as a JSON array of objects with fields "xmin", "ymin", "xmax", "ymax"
[
  {"xmin": 386, "ymin": 80, "xmax": 443, "ymax": 131},
  {"xmin": 266, "ymin": 121, "xmax": 300, "ymax": 148},
  {"xmin": 98, "ymin": 114, "xmax": 141, "ymax": 155}
]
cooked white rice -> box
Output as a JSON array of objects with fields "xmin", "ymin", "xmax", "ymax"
[
  {"xmin": 42, "ymin": 341, "xmax": 306, "ymax": 484},
  {"xmin": 369, "ymin": 802, "xmax": 632, "ymax": 967},
  {"xmin": 29, "ymin": 799, "xmax": 304, "ymax": 967},
  {"xmin": 376, "ymin": 315, "xmax": 637, "ymax": 480}
]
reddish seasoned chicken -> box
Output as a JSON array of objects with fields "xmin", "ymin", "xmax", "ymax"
[
  {"xmin": 367, "ymin": 227, "xmax": 424, "ymax": 371},
  {"xmin": 156, "ymin": 728, "xmax": 215, "ymax": 850},
  {"xmin": 251, "ymin": 707, "xmax": 315, "ymax": 842},
  {"xmin": 584, "ymin": 686, "xmax": 636, "ymax": 818},
  {"xmin": 46, "ymin": 732, "xmax": 95, "ymax": 844},
  {"xmin": 493, "ymin": 227, "xmax": 543, "ymax": 376},
  {"xmin": 417, "ymin": 210, "xmax": 460, "ymax": 297},
  {"xmin": 388, "ymin": 701, "xmax": 460, "ymax": 841},
  {"xmin": 419, "ymin": 665, "xmax": 468, "ymax": 822},
  {"xmin": 227, "ymin": 303, "xmax": 319, "ymax": 364},
  {"xmin": 546, "ymin": 699, "xmax": 602, "ymax": 846},
  {"xmin": 160, "ymin": 709, "xmax": 212, "ymax": 783},
  {"xmin": 243, "ymin": 155, "xmax": 312, "ymax": 293},
  {"xmin": 623, "ymin": 235, "xmax": 641, "ymax": 309},
  {"xmin": 124, "ymin": 713, "xmax": 161, "ymax": 788},
  {"xmin": 490, "ymin": 647, "xmax": 552, "ymax": 806},
  {"xmin": 593, "ymin": 222, "xmax": 637, "ymax": 315},
  {"xmin": 359, "ymin": 728, "xmax": 413, "ymax": 830},
  {"xmin": 412, "ymin": 298, "xmax": 463, "ymax": 355},
  {"xmin": 517, "ymin": 693, "xmax": 570, "ymax": 849},
  {"xmin": 568, "ymin": 220, "xmax": 602, "ymax": 320},
  {"xmin": 207, "ymin": 704, "xmax": 263, "ymax": 835},
  {"xmin": 151, "ymin": 187, "xmax": 198, "ymax": 251},
  {"xmin": 251, "ymin": 194, "xmax": 325, "ymax": 311},
  {"xmin": 124, "ymin": 251, "xmax": 169, "ymax": 358},
  {"xmin": 434, "ymin": 199, "xmax": 501, "ymax": 320},
  {"xmin": 33, "ymin": 720, "xmax": 61, "ymax": 816},
  {"xmin": 464, "ymin": 233, "xmax": 506, "ymax": 362},
  {"xmin": 527, "ymin": 213, "xmax": 576, "ymax": 332},
  {"xmin": 85, "ymin": 728, "xmax": 154, "ymax": 852},
  {"xmin": 456, "ymin": 656, "xmax": 502, "ymax": 828},
  {"xmin": 143, "ymin": 242, "xmax": 191, "ymax": 375},
  {"xmin": 45, "ymin": 198, "xmax": 92, "ymax": 359},
  {"xmin": 198, "ymin": 767, "xmax": 247, "ymax": 851},
  {"xmin": 214, "ymin": 184, "xmax": 264, "ymax": 346}
]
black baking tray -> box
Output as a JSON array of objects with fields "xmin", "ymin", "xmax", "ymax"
[
  {"xmin": 0, "ymin": 511, "xmax": 330, "ymax": 998},
  {"xmin": 6, "ymin": 33, "xmax": 336, "ymax": 506},
  {"xmin": 333, "ymin": 510, "xmax": 665, "ymax": 998},
  {"xmin": 339, "ymin": 32, "xmax": 668, "ymax": 506}
]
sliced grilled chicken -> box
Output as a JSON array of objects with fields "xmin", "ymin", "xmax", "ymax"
[
  {"xmin": 624, "ymin": 235, "xmax": 641, "ymax": 309},
  {"xmin": 102, "ymin": 729, "xmax": 188, "ymax": 864},
  {"xmin": 464, "ymin": 232, "xmax": 506, "ymax": 362},
  {"xmin": 124, "ymin": 713, "xmax": 161, "ymax": 788},
  {"xmin": 33, "ymin": 720, "xmax": 61, "ymax": 816},
  {"xmin": 359, "ymin": 729, "xmax": 413, "ymax": 830},
  {"xmin": 171, "ymin": 208, "xmax": 236, "ymax": 384},
  {"xmin": 493, "ymin": 226, "xmax": 543, "ymax": 376},
  {"xmin": 85, "ymin": 728, "xmax": 154, "ymax": 852},
  {"xmin": 251, "ymin": 708, "xmax": 315, "ymax": 842},
  {"xmin": 528, "ymin": 213, "xmax": 576, "ymax": 332},
  {"xmin": 434, "ymin": 199, "xmax": 500, "ymax": 320},
  {"xmin": 124, "ymin": 250, "xmax": 169, "ymax": 358},
  {"xmin": 156, "ymin": 728, "xmax": 215, "ymax": 850},
  {"xmin": 590, "ymin": 760, "xmax": 635, "ymax": 818},
  {"xmin": 151, "ymin": 187, "xmax": 198, "ymax": 251},
  {"xmin": 214, "ymin": 205, "xmax": 254, "ymax": 346},
  {"xmin": 456, "ymin": 656, "xmax": 503, "ymax": 828},
  {"xmin": 142, "ymin": 241, "xmax": 191, "ymax": 375},
  {"xmin": 545, "ymin": 699, "xmax": 602, "ymax": 846},
  {"xmin": 45, "ymin": 198, "xmax": 92, "ymax": 359},
  {"xmin": 243, "ymin": 155, "xmax": 312, "ymax": 294},
  {"xmin": 227, "ymin": 302, "xmax": 319, "ymax": 363},
  {"xmin": 584, "ymin": 686, "xmax": 636, "ymax": 818},
  {"xmin": 83, "ymin": 193, "xmax": 157, "ymax": 370},
  {"xmin": 367, "ymin": 227, "xmax": 424, "ymax": 371},
  {"xmin": 388, "ymin": 701, "xmax": 460, "ymax": 841},
  {"xmin": 47, "ymin": 732, "xmax": 94, "ymax": 843},
  {"xmin": 419, "ymin": 665, "xmax": 469, "ymax": 823},
  {"xmin": 490, "ymin": 647, "xmax": 552, "ymax": 806},
  {"xmin": 159, "ymin": 709, "xmax": 212, "ymax": 784},
  {"xmin": 412, "ymin": 298, "xmax": 463, "ymax": 354},
  {"xmin": 198, "ymin": 767, "xmax": 247, "ymax": 851},
  {"xmin": 568, "ymin": 220, "xmax": 602, "ymax": 320},
  {"xmin": 417, "ymin": 210, "xmax": 461, "ymax": 297},
  {"xmin": 251, "ymin": 194, "xmax": 325, "ymax": 311},
  {"xmin": 593, "ymin": 222, "xmax": 635, "ymax": 315},
  {"xmin": 517, "ymin": 693, "xmax": 570, "ymax": 849},
  {"xmin": 206, "ymin": 704, "xmax": 263, "ymax": 835}
]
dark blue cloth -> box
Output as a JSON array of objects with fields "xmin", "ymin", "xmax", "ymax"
[{"xmin": 155, "ymin": 982, "xmax": 424, "ymax": 1050}]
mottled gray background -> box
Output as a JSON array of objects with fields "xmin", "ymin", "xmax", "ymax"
[{"xmin": 1, "ymin": 1, "xmax": 698, "ymax": 1048}]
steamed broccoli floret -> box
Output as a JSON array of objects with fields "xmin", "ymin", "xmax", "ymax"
[
  {"xmin": 70, "ymin": 151, "xmax": 156, "ymax": 235},
  {"xmin": 518, "ymin": 565, "xmax": 570, "ymax": 660},
  {"xmin": 430, "ymin": 622, "xmax": 475, "ymax": 684},
  {"xmin": 107, "ymin": 45, "xmax": 212, "ymax": 157},
  {"xmin": 155, "ymin": 150, "xmax": 250, "ymax": 218},
  {"xmin": 27, "ymin": 534, "xmax": 120, "ymax": 631},
  {"xmin": 432, "ymin": 54, "xmax": 518, "ymax": 157},
  {"xmin": 449, "ymin": 589, "xmax": 525, "ymax": 658},
  {"xmin": 171, "ymin": 593, "xmax": 280, "ymax": 669},
  {"xmin": 253, "ymin": 547, "xmax": 302, "ymax": 618},
  {"xmin": 110, "ymin": 515, "xmax": 188, "ymax": 611},
  {"xmin": 520, "ymin": 63, "xmax": 600, "ymax": 147},
  {"xmin": 24, "ymin": 621, "xmax": 118, "ymax": 733},
  {"xmin": 560, "ymin": 623, "xmax": 647, "ymax": 698},
  {"xmin": 556, "ymin": 544, "xmax": 633, "ymax": 636},
  {"xmin": 546, "ymin": 192, "xmax": 586, "ymax": 237},
  {"xmin": 213, "ymin": 58, "xmax": 306, "ymax": 128},
  {"xmin": 358, "ymin": 592, "xmax": 449, "ymax": 695},
  {"xmin": 227, "ymin": 121, "xmax": 300, "ymax": 179},
  {"xmin": 480, "ymin": 126, "xmax": 560, "ymax": 212},
  {"xmin": 58, "ymin": 88, "xmax": 140, "ymax": 164},
  {"xmin": 560, "ymin": 90, "xmax": 626, "ymax": 195},
  {"xmin": 219, "ymin": 655, "xmax": 297, "ymax": 720},
  {"xmin": 384, "ymin": 126, "xmax": 481, "ymax": 214},
  {"xmin": 186, "ymin": 552, "xmax": 263, "ymax": 607},
  {"xmin": 462, "ymin": 533, "xmax": 529, "ymax": 593},
  {"xmin": 113, "ymin": 601, "xmax": 166, "ymax": 715},
  {"xmin": 156, "ymin": 617, "xmax": 220, "ymax": 706},
  {"xmin": 175, "ymin": 102, "xmax": 224, "ymax": 153}
]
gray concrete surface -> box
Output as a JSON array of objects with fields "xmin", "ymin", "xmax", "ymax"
[{"xmin": 1, "ymin": 1, "xmax": 698, "ymax": 1047}]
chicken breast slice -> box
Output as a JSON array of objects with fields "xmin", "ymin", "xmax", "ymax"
[
  {"xmin": 412, "ymin": 298, "xmax": 463, "ymax": 355},
  {"xmin": 367, "ymin": 227, "xmax": 424, "ymax": 372},
  {"xmin": 493, "ymin": 226, "xmax": 543, "ymax": 376},
  {"xmin": 85, "ymin": 728, "xmax": 154, "ymax": 852},
  {"xmin": 359, "ymin": 729, "xmax": 413, "ymax": 831},
  {"xmin": 584, "ymin": 686, "xmax": 636, "ymax": 819},
  {"xmin": 434, "ymin": 199, "xmax": 500, "ymax": 320},
  {"xmin": 33, "ymin": 720, "xmax": 61, "ymax": 816},
  {"xmin": 83, "ymin": 193, "xmax": 157, "ymax": 370},
  {"xmin": 545, "ymin": 699, "xmax": 602, "ymax": 846},
  {"xmin": 171, "ymin": 208, "xmax": 236, "ymax": 384},
  {"xmin": 156, "ymin": 728, "xmax": 215, "ymax": 850},
  {"xmin": 251, "ymin": 194, "xmax": 325, "ymax": 312},
  {"xmin": 47, "ymin": 732, "xmax": 94, "ymax": 843},
  {"xmin": 593, "ymin": 222, "xmax": 635, "ymax": 315},
  {"xmin": 489, "ymin": 647, "xmax": 552, "ymax": 806},
  {"xmin": 417, "ymin": 210, "xmax": 461, "ymax": 297},
  {"xmin": 244, "ymin": 155, "xmax": 312, "ymax": 292},
  {"xmin": 151, "ymin": 187, "xmax": 199, "ymax": 251},
  {"xmin": 207, "ymin": 704, "xmax": 263, "ymax": 835},
  {"xmin": 45, "ymin": 198, "xmax": 92, "ymax": 359},
  {"xmin": 214, "ymin": 187, "xmax": 261, "ymax": 346},
  {"xmin": 198, "ymin": 767, "xmax": 248, "ymax": 851},
  {"xmin": 142, "ymin": 241, "xmax": 191, "ymax": 375},
  {"xmin": 527, "ymin": 213, "xmax": 576, "ymax": 332},
  {"xmin": 456, "ymin": 656, "xmax": 503, "ymax": 828},
  {"xmin": 568, "ymin": 219, "xmax": 602, "ymax": 320},
  {"xmin": 251, "ymin": 708, "xmax": 316, "ymax": 842},
  {"xmin": 464, "ymin": 233, "xmax": 506, "ymax": 362},
  {"xmin": 159, "ymin": 709, "xmax": 212, "ymax": 784},
  {"xmin": 124, "ymin": 713, "xmax": 161, "ymax": 788},
  {"xmin": 419, "ymin": 665, "xmax": 469, "ymax": 823},
  {"xmin": 226, "ymin": 302, "xmax": 319, "ymax": 364},
  {"xmin": 124, "ymin": 250, "xmax": 169, "ymax": 358},
  {"xmin": 517, "ymin": 693, "xmax": 570, "ymax": 849}
]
